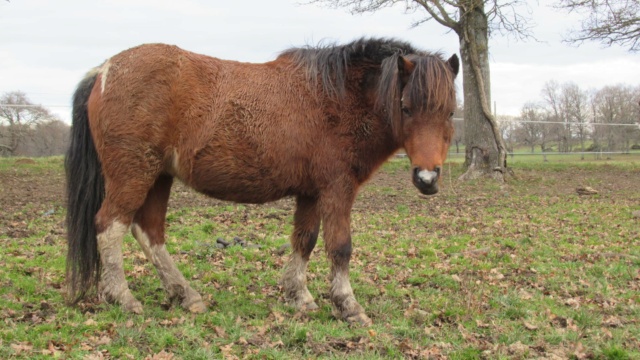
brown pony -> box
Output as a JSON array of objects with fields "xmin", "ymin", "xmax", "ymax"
[{"xmin": 66, "ymin": 38, "xmax": 458, "ymax": 325}]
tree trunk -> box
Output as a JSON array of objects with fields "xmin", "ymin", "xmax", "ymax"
[{"xmin": 457, "ymin": 5, "xmax": 506, "ymax": 182}]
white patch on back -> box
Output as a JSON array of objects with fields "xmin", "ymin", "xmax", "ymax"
[{"xmin": 100, "ymin": 60, "xmax": 111, "ymax": 94}]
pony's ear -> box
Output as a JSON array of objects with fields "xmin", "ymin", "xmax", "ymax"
[
  {"xmin": 397, "ymin": 56, "xmax": 415, "ymax": 85},
  {"xmin": 446, "ymin": 54, "xmax": 460, "ymax": 77}
]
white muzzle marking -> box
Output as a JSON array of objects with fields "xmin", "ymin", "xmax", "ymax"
[{"xmin": 417, "ymin": 170, "xmax": 438, "ymax": 184}]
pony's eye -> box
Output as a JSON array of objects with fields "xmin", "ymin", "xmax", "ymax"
[{"xmin": 402, "ymin": 106, "xmax": 412, "ymax": 116}]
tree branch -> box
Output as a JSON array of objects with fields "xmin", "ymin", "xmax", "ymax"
[
  {"xmin": 414, "ymin": 0, "xmax": 460, "ymax": 31},
  {"xmin": 555, "ymin": 0, "xmax": 640, "ymax": 52}
]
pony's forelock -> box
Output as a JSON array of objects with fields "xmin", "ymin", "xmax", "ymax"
[{"xmin": 376, "ymin": 53, "xmax": 457, "ymax": 141}]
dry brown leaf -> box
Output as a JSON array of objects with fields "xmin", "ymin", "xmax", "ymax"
[
  {"xmin": 398, "ymin": 338, "xmax": 413, "ymax": 352},
  {"xmin": 476, "ymin": 319, "xmax": 490, "ymax": 328},
  {"xmin": 573, "ymin": 342, "xmax": 588, "ymax": 360},
  {"xmin": 523, "ymin": 321, "xmax": 538, "ymax": 330},
  {"xmin": 564, "ymin": 297, "xmax": 581, "ymax": 308},
  {"xmin": 508, "ymin": 341, "xmax": 529, "ymax": 356},
  {"xmin": 145, "ymin": 350, "xmax": 174, "ymax": 360},
  {"xmin": 567, "ymin": 318, "xmax": 579, "ymax": 332},
  {"xmin": 92, "ymin": 336, "xmax": 112, "ymax": 346},
  {"xmin": 214, "ymin": 326, "xmax": 227, "ymax": 338},
  {"xmin": 85, "ymin": 352, "xmax": 106, "ymax": 360},
  {"xmin": 10, "ymin": 342, "xmax": 33, "ymax": 355},
  {"xmin": 407, "ymin": 245, "xmax": 416, "ymax": 258},
  {"xmin": 518, "ymin": 289, "xmax": 533, "ymax": 300},
  {"xmin": 576, "ymin": 186, "xmax": 598, "ymax": 195},
  {"xmin": 219, "ymin": 343, "xmax": 237, "ymax": 360},
  {"xmin": 271, "ymin": 311, "xmax": 285, "ymax": 324},
  {"xmin": 602, "ymin": 316, "xmax": 623, "ymax": 328}
]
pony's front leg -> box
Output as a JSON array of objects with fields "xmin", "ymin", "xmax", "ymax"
[
  {"xmin": 281, "ymin": 196, "xmax": 321, "ymax": 310},
  {"xmin": 321, "ymin": 189, "xmax": 372, "ymax": 326}
]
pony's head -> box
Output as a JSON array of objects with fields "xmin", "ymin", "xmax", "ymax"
[{"xmin": 379, "ymin": 52, "xmax": 459, "ymax": 195}]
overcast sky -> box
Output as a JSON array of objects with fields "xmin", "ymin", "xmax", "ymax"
[{"xmin": 1, "ymin": 0, "xmax": 638, "ymax": 122}]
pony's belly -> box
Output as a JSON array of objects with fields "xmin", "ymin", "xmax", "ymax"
[
  {"xmin": 198, "ymin": 185, "xmax": 291, "ymax": 204},
  {"xmin": 188, "ymin": 173, "xmax": 293, "ymax": 204}
]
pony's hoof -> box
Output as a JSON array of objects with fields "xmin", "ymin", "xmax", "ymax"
[
  {"xmin": 122, "ymin": 299, "xmax": 144, "ymax": 314},
  {"xmin": 345, "ymin": 312, "xmax": 372, "ymax": 327},
  {"xmin": 300, "ymin": 301, "xmax": 319, "ymax": 311},
  {"xmin": 181, "ymin": 290, "xmax": 206, "ymax": 313},
  {"xmin": 186, "ymin": 300, "xmax": 207, "ymax": 314}
]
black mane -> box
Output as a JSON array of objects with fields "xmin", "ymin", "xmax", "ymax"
[{"xmin": 279, "ymin": 37, "xmax": 421, "ymax": 98}]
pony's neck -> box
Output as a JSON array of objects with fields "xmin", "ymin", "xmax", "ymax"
[{"xmin": 343, "ymin": 67, "xmax": 402, "ymax": 184}]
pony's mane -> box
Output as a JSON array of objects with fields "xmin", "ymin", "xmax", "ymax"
[
  {"xmin": 279, "ymin": 37, "xmax": 457, "ymax": 136},
  {"xmin": 279, "ymin": 38, "xmax": 417, "ymax": 97}
]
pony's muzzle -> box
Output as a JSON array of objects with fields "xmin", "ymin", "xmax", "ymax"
[{"xmin": 412, "ymin": 166, "xmax": 440, "ymax": 195}]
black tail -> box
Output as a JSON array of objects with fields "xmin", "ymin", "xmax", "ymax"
[{"xmin": 65, "ymin": 72, "xmax": 104, "ymax": 304}]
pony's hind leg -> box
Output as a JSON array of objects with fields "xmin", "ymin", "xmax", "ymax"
[
  {"xmin": 131, "ymin": 175, "xmax": 206, "ymax": 313},
  {"xmin": 95, "ymin": 147, "xmax": 166, "ymax": 314},
  {"xmin": 281, "ymin": 196, "xmax": 321, "ymax": 310},
  {"xmin": 96, "ymin": 218, "xmax": 142, "ymax": 313}
]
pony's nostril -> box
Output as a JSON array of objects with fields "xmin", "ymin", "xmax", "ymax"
[
  {"xmin": 434, "ymin": 166, "xmax": 441, "ymax": 177},
  {"xmin": 413, "ymin": 167, "xmax": 421, "ymax": 179}
]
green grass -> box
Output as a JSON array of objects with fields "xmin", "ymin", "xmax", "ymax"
[{"xmin": 0, "ymin": 156, "xmax": 639, "ymax": 358}]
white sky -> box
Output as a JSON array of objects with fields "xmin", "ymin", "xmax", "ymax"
[{"xmin": 1, "ymin": 0, "xmax": 638, "ymax": 122}]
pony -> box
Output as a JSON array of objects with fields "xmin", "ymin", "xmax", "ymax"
[{"xmin": 66, "ymin": 38, "xmax": 459, "ymax": 325}]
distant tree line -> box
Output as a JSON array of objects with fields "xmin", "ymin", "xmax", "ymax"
[
  {"xmin": 0, "ymin": 91, "xmax": 70, "ymax": 157},
  {"xmin": 499, "ymin": 83, "xmax": 640, "ymax": 159}
]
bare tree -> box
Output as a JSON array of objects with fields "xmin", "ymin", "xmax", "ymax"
[
  {"xmin": 561, "ymin": 83, "xmax": 589, "ymax": 159},
  {"xmin": 31, "ymin": 120, "xmax": 70, "ymax": 156},
  {"xmin": 0, "ymin": 91, "xmax": 56, "ymax": 156},
  {"xmin": 306, "ymin": 0, "xmax": 535, "ymax": 181},
  {"xmin": 584, "ymin": 85, "xmax": 639, "ymax": 154},
  {"xmin": 541, "ymin": 81, "xmax": 574, "ymax": 153},
  {"xmin": 555, "ymin": 0, "xmax": 640, "ymax": 52},
  {"xmin": 515, "ymin": 102, "xmax": 543, "ymax": 153}
]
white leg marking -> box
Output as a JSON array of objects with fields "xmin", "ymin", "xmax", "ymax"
[
  {"xmin": 281, "ymin": 252, "xmax": 316, "ymax": 309},
  {"xmin": 330, "ymin": 270, "xmax": 354, "ymax": 303},
  {"xmin": 132, "ymin": 224, "xmax": 205, "ymax": 312},
  {"xmin": 330, "ymin": 266, "xmax": 371, "ymax": 325},
  {"xmin": 97, "ymin": 221, "xmax": 142, "ymax": 313}
]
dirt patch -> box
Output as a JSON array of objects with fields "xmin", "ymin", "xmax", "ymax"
[
  {"xmin": 1, "ymin": 163, "xmax": 638, "ymax": 237},
  {"xmin": 13, "ymin": 158, "xmax": 37, "ymax": 165},
  {"xmin": 0, "ymin": 168, "xmax": 65, "ymax": 238}
]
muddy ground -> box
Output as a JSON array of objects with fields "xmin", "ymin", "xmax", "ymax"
[{"xmin": 1, "ymin": 159, "xmax": 638, "ymax": 240}]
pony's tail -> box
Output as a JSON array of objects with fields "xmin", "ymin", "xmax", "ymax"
[{"xmin": 65, "ymin": 72, "xmax": 104, "ymax": 304}]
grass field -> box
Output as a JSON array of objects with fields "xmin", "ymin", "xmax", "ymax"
[{"xmin": 0, "ymin": 156, "xmax": 639, "ymax": 359}]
